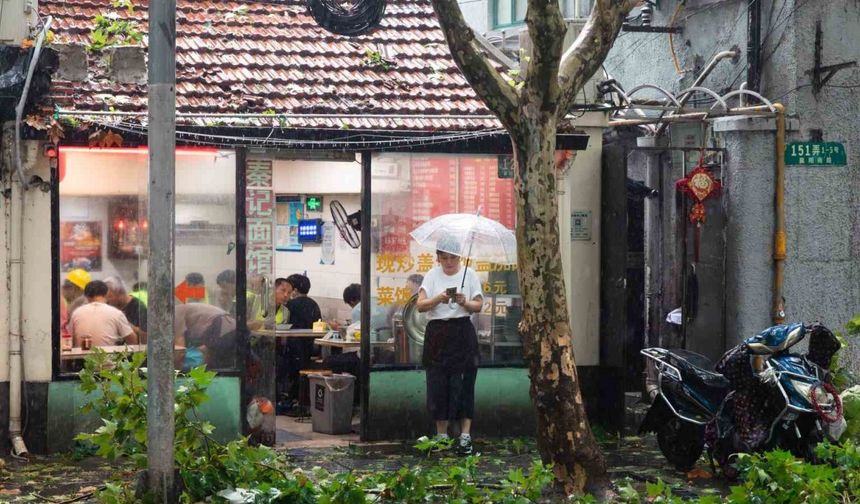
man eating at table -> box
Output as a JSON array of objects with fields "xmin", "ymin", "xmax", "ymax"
[
  {"xmin": 104, "ymin": 275, "xmax": 148, "ymax": 343},
  {"xmin": 69, "ymin": 280, "xmax": 137, "ymax": 348}
]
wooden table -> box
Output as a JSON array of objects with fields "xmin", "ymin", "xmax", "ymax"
[
  {"xmin": 313, "ymin": 338, "xmax": 395, "ymax": 359},
  {"xmin": 314, "ymin": 338, "xmax": 394, "ymax": 350},
  {"xmin": 60, "ymin": 344, "xmax": 186, "ymax": 361},
  {"xmin": 252, "ymin": 328, "xmax": 323, "ymax": 339}
]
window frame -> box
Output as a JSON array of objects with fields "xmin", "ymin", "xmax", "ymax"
[
  {"xmin": 491, "ymin": 0, "xmax": 527, "ymax": 30},
  {"xmin": 52, "ymin": 146, "xmax": 246, "ymax": 379},
  {"xmin": 490, "ymin": 0, "xmax": 592, "ymax": 30}
]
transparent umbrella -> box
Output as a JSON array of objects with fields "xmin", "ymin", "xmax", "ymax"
[{"xmin": 409, "ymin": 210, "xmax": 517, "ymax": 287}]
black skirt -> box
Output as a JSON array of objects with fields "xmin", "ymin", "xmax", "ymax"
[{"xmin": 422, "ymin": 317, "xmax": 479, "ymax": 371}]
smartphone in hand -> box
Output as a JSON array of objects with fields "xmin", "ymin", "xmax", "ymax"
[{"xmin": 445, "ymin": 287, "xmax": 457, "ymax": 298}]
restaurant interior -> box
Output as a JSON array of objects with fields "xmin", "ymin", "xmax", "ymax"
[{"xmin": 57, "ymin": 147, "xmax": 524, "ymax": 446}]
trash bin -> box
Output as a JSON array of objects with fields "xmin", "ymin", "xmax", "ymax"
[{"xmin": 309, "ymin": 373, "xmax": 355, "ymax": 434}]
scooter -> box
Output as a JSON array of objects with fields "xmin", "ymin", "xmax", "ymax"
[{"xmin": 639, "ymin": 323, "xmax": 844, "ymax": 473}]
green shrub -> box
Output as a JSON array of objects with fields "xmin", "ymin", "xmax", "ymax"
[{"xmin": 77, "ymin": 350, "xmax": 554, "ymax": 503}]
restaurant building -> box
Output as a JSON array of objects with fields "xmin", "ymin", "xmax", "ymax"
[{"xmin": 0, "ymin": 0, "xmax": 609, "ymax": 453}]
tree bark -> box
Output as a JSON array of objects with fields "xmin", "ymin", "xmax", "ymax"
[
  {"xmin": 431, "ymin": 0, "xmax": 638, "ymax": 495},
  {"xmin": 512, "ymin": 115, "xmax": 608, "ymax": 495}
]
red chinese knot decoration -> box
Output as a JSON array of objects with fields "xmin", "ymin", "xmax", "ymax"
[{"xmin": 675, "ymin": 160, "xmax": 721, "ymax": 223}]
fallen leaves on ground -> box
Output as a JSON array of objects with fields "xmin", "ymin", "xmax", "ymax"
[{"xmin": 686, "ymin": 467, "xmax": 712, "ymax": 480}]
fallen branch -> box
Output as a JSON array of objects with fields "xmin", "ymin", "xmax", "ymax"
[{"xmin": 32, "ymin": 487, "xmax": 105, "ymax": 504}]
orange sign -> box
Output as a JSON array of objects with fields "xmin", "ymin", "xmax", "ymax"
[{"xmin": 175, "ymin": 281, "xmax": 206, "ymax": 303}]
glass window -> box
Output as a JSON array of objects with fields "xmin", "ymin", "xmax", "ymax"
[
  {"xmin": 371, "ymin": 153, "xmax": 523, "ymax": 368},
  {"xmin": 57, "ymin": 147, "xmax": 238, "ymax": 375},
  {"xmin": 493, "ymin": 0, "xmax": 515, "ymax": 27},
  {"xmin": 513, "ymin": 0, "xmax": 527, "ymax": 23},
  {"xmin": 493, "ymin": 0, "xmax": 592, "ymax": 28}
]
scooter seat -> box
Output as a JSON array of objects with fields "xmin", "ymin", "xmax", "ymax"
[{"xmin": 663, "ymin": 349, "xmax": 730, "ymax": 404}]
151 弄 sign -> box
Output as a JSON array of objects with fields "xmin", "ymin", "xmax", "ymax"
[{"xmin": 785, "ymin": 142, "xmax": 847, "ymax": 166}]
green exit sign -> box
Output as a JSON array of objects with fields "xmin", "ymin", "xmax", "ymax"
[
  {"xmin": 305, "ymin": 195, "xmax": 323, "ymax": 212},
  {"xmin": 785, "ymin": 142, "xmax": 847, "ymax": 166}
]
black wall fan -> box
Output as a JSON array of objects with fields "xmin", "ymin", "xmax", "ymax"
[{"xmin": 330, "ymin": 200, "xmax": 361, "ymax": 249}]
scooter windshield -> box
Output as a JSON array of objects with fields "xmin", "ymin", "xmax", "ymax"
[{"xmin": 745, "ymin": 322, "xmax": 806, "ymax": 355}]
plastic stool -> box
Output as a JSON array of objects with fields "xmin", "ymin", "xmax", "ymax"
[{"xmin": 297, "ymin": 369, "xmax": 332, "ymax": 421}]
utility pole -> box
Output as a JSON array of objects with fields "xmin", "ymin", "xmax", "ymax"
[{"xmin": 147, "ymin": 0, "xmax": 177, "ymax": 501}]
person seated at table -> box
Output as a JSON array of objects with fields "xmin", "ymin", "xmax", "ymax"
[
  {"xmin": 387, "ymin": 273, "xmax": 424, "ymax": 327},
  {"xmin": 104, "ymin": 275, "xmax": 148, "ymax": 343},
  {"xmin": 280, "ymin": 274, "xmax": 321, "ymax": 413},
  {"xmin": 62, "ymin": 268, "xmax": 92, "ymax": 317},
  {"xmin": 69, "ymin": 280, "xmax": 137, "ymax": 348},
  {"xmin": 174, "ymin": 303, "xmax": 237, "ymax": 371},
  {"xmin": 60, "ymin": 268, "xmax": 93, "ymax": 341},
  {"xmin": 183, "ymin": 272, "xmax": 209, "ymax": 304},
  {"xmin": 215, "ymin": 269, "xmax": 257, "ymax": 319},
  {"xmin": 338, "ymin": 283, "xmax": 392, "ymax": 342},
  {"xmin": 130, "ymin": 281, "xmax": 148, "ymax": 307},
  {"xmin": 248, "ymin": 277, "xmax": 290, "ymax": 330}
]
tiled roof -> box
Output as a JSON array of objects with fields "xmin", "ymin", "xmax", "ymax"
[{"xmin": 41, "ymin": 0, "xmax": 505, "ymax": 132}]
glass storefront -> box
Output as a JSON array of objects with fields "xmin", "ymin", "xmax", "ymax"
[
  {"xmin": 369, "ymin": 153, "xmax": 523, "ymax": 368},
  {"xmin": 57, "ymin": 147, "xmax": 238, "ymax": 374}
]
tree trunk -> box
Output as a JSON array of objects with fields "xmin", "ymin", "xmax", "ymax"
[
  {"xmin": 512, "ymin": 115, "xmax": 607, "ymax": 495},
  {"xmin": 428, "ymin": 0, "xmax": 637, "ymax": 495}
]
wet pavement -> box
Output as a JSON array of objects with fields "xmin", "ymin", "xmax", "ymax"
[{"xmin": 0, "ymin": 435, "xmax": 730, "ymax": 502}]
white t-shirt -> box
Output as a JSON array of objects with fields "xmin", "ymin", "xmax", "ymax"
[
  {"xmin": 69, "ymin": 301, "xmax": 134, "ymax": 347},
  {"xmin": 419, "ymin": 266, "xmax": 483, "ymax": 320}
]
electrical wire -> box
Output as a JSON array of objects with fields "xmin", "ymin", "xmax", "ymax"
[
  {"xmin": 761, "ymin": 0, "xmax": 814, "ymax": 66},
  {"xmin": 699, "ymin": 0, "xmax": 757, "ymax": 71},
  {"xmin": 85, "ymin": 118, "xmax": 511, "ymax": 150},
  {"xmin": 668, "ymin": 0, "xmax": 685, "ymax": 75}
]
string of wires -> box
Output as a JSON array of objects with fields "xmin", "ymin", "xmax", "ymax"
[
  {"xmin": 305, "ymin": 0, "xmax": 386, "ymax": 37},
  {"xmin": 77, "ymin": 117, "xmax": 510, "ymax": 150}
]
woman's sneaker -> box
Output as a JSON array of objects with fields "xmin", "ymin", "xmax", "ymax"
[{"xmin": 458, "ymin": 434, "xmax": 473, "ymax": 456}]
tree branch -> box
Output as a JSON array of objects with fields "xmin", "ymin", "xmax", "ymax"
[
  {"xmin": 523, "ymin": 0, "xmax": 567, "ymax": 114},
  {"xmin": 557, "ymin": 0, "xmax": 638, "ymax": 117},
  {"xmin": 431, "ymin": 0, "xmax": 521, "ymax": 131}
]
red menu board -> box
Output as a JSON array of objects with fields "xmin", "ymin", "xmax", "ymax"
[
  {"xmin": 458, "ymin": 157, "xmax": 515, "ymax": 229},
  {"xmin": 379, "ymin": 192, "xmax": 414, "ymax": 254},
  {"xmin": 410, "ymin": 156, "xmax": 458, "ymax": 224}
]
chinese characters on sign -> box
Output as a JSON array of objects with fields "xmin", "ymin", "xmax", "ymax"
[
  {"xmin": 785, "ymin": 142, "xmax": 847, "ymax": 166},
  {"xmin": 571, "ymin": 210, "xmax": 592, "ymax": 241},
  {"xmin": 246, "ymin": 160, "xmax": 275, "ymax": 276},
  {"xmin": 410, "ymin": 156, "xmax": 458, "ymax": 223},
  {"xmin": 373, "ymin": 253, "xmax": 517, "ymax": 305},
  {"xmin": 459, "ymin": 157, "xmax": 516, "ymax": 229}
]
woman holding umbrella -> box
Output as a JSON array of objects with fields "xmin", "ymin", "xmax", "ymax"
[{"xmin": 416, "ymin": 235, "xmax": 484, "ymax": 456}]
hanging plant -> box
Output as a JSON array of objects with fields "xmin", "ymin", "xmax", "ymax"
[{"xmin": 305, "ymin": 0, "xmax": 387, "ymax": 37}]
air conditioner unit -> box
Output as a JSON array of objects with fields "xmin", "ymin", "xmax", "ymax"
[{"xmin": 0, "ymin": 0, "xmax": 37, "ymax": 45}]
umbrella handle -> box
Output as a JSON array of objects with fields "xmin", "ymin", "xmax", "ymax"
[{"xmin": 460, "ymin": 207, "xmax": 481, "ymax": 289}]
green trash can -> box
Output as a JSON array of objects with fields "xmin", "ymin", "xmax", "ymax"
[{"xmin": 309, "ymin": 373, "xmax": 356, "ymax": 435}]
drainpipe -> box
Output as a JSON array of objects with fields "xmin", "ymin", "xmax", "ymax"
[
  {"xmin": 5, "ymin": 18, "xmax": 52, "ymax": 460},
  {"xmin": 772, "ymin": 103, "xmax": 786, "ymax": 324},
  {"xmin": 14, "ymin": 16, "xmax": 52, "ymax": 187},
  {"xmin": 8, "ymin": 169, "xmax": 29, "ymax": 458}
]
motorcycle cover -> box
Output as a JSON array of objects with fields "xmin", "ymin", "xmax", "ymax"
[{"xmin": 806, "ymin": 323, "xmax": 842, "ymax": 369}]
